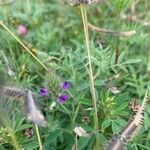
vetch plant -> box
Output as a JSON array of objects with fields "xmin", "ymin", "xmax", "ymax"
[{"xmin": 0, "ymin": 0, "xmax": 149, "ymax": 149}]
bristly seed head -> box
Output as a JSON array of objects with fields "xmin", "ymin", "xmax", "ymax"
[{"xmin": 70, "ymin": 0, "xmax": 99, "ymax": 6}]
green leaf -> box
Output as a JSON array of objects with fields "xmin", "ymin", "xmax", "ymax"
[
  {"xmin": 101, "ymin": 119, "xmax": 111, "ymax": 129},
  {"xmin": 123, "ymin": 59, "xmax": 141, "ymax": 65},
  {"xmin": 43, "ymin": 130, "xmax": 62, "ymax": 145},
  {"xmin": 144, "ymin": 112, "xmax": 150, "ymax": 130},
  {"xmin": 23, "ymin": 141, "xmax": 39, "ymax": 150},
  {"xmin": 15, "ymin": 124, "xmax": 33, "ymax": 132},
  {"xmin": 78, "ymin": 98, "xmax": 92, "ymax": 106},
  {"xmin": 118, "ymin": 51, "xmax": 125, "ymax": 63},
  {"xmin": 77, "ymin": 83, "xmax": 90, "ymax": 91},
  {"xmin": 77, "ymin": 137, "xmax": 91, "ymax": 150},
  {"xmin": 111, "ymin": 121, "xmax": 120, "ymax": 134},
  {"xmin": 98, "ymin": 133, "xmax": 107, "ymax": 145}
]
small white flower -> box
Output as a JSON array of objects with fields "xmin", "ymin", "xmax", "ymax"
[
  {"xmin": 109, "ymin": 86, "xmax": 120, "ymax": 94},
  {"xmin": 49, "ymin": 101, "xmax": 57, "ymax": 111},
  {"xmin": 73, "ymin": 127, "xmax": 90, "ymax": 137}
]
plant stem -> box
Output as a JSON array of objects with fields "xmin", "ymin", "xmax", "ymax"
[
  {"xmin": 80, "ymin": 5, "xmax": 100, "ymax": 149},
  {"xmin": 11, "ymin": 134, "xmax": 20, "ymax": 150},
  {"xmin": 0, "ymin": 21, "xmax": 48, "ymax": 71},
  {"xmin": 75, "ymin": 134, "xmax": 78, "ymax": 150},
  {"xmin": 8, "ymin": 128, "xmax": 20, "ymax": 150},
  {"xmin": 115, "ymin": 12, "xmax": 121, "ymax": 62},
  {"xmin": 35, "ymin": 124, "xmax": 43, "ymax": 150}
]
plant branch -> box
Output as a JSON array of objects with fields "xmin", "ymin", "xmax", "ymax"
[{"xmin": 88, "ymin": 23, "xmax": 136, "ymax": 37}]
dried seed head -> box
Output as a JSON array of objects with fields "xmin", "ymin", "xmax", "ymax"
[
  {"xmin": 24, "ymin": 128, "xmax": 34, "ymax": 138},
  {"xmin": 3, "ymin": 86, "xmax": 25, "ymax": 99},
  {"xmin": 128, "ymin": 100, "xmax": 140, "ymax": 113},
  {"xmin": 82, "ymin": 115, "xmax": 90, "ymax": 124},
  {"xmin": 70, "ymin": 0, "xmax": 99, "ymax": 6}
]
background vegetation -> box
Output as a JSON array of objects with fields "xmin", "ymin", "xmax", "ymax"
[{"xmin": 0, "ymin": 0, "xmax": 150, "ymax": 150}]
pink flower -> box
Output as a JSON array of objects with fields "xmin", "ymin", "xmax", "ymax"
[{"xmin": 17, "ymin": 25, "xmax": 27, "ymax": 36}]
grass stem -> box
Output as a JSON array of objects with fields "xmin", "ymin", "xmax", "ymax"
[
  {"xmin": 35, "ymin": 124, "xmax": 43, "ymax": 150},
  {"xmin": 80, "ymin": 5, "xmax": 100, "ymax": 149}
]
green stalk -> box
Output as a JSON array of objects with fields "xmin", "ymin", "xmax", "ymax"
[
  {"xmin": 11, "ymin": 134, "xmax": 20, "ymax": 150},
  {"xmin": 8, "ymin": 128, "xmax": 20, "ymax": 150},
  {"xmin": 75, "ymin": 134, "xmax": 78, "ymax": 150},
  {"xmin": 115, "ymin": 13, "xmax": 121, "ymax": 62},
  {"xmin": 35, "ymin": 124, "xmax": 43, "ymax": 150},
  {"xmin": 80, "ymin": 5, "xmax": 100, "ymax": 149}
]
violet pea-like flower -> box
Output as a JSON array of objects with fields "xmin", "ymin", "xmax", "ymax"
[
  {"xmin": 58, "ymin": 94, "xmax": 69, "ymax": 103},
  {"xmin": 60, "ymin": 81, "xmax": 70, "ymax": 90},
  {"xmin": 39, "ymin": 87, "xmax": 47, "ymax": 97}
]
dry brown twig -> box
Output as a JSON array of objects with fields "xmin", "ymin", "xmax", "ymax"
[{"xmin": 88, "ymin": 23, "xmax": 136, "ymax": 37}]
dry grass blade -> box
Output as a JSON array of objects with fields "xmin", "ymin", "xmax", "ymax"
[{"xmin": 88, "ymin": 23, "xmax": 136, "ymax": 37}]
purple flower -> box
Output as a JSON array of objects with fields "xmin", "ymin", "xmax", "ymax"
[
  {"xmin": 58, "ymin": 94, "xmax": 69, "ymax": 103},
  {"xmin": 17, "ymin": 25, "xmax": 27, "ymax": 36},
  {"xmin": 60, "ymin": 81, "xmax": 70, "ymax": 90},
  {"xmin": 39, "ymin": 87, "xmax": 47, "ymax": 97}
]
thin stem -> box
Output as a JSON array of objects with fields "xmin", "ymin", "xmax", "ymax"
[
  {"xmin": 60, "ymin": 103, "xmax": 70, "ymax": 115},
  {"xmin": 35, "ymin": 124, "xmax": 43, "ymax": 150},
  {"xmin": 0, "ymin": 21, "xmax": 48, "ymax": 71},
  {"xmin": 72, "ymin": 104, "xmax": 80, "ymax": 125},
  {"xmin": 80, "ymin": 5, "xmax": 100, "ymax": 149},
  {"xmin": 75, "ymin": 134, "xmax": 78, "ymax": 150},
  {"xmin": 115, "ymin": 13, "xmax": 121, "ymax": 62},
  {"xmin": 147, "ymin": 47, "xmax": 150, "ymax": 74}
]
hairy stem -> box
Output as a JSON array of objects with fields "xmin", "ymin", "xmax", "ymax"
[{"xmin": 80, "ymin": 5, "xmax": 100, "ymax": 149}]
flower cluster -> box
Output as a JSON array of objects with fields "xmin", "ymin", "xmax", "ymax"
[
  {"xmin": 39, "ymin": 81, "xmax": 70, "ymax": 104},
  {"xmin": 70, "ymin": 0, "xmax": 99, "ymax": 6},
  {"xmin": 58, "ymin": 81, "xmax": 70, "ymax": 103}
]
